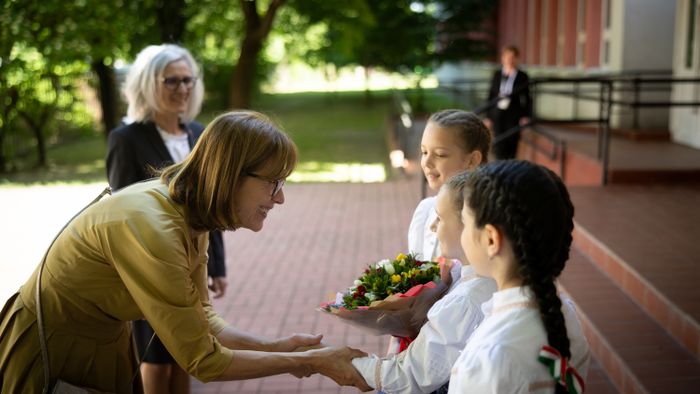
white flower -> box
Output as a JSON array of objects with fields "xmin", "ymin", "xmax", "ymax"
[
  {"xmin": 354, "ymin": 279, "xmax": 363, "ymax": 286},
  {"xmin": 365, "ymin": 292, "xmax": 377, "ymax": 302},
  {"xmin": 376, "ymin": 259, "xmax": 396, "ymax": 274},
  {"xmin": 384, "ymin": 263, "xmax": 395, "ymax": 275},
  {"xmin": 376, "ymin": 259, "xmax": 391, "ymax": 268}
]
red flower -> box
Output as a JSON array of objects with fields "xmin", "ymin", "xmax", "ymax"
[{"xmin": 357, "ymin": 285, "xmax": 366, "ymax": 295}]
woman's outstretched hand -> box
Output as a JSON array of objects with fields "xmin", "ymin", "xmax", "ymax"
[
  {"xmin": 272, "ymin": 333, "xmax": 324, "ymax": 352},
  {"xmin": 305, "ymin": 346, "xmax": 372, "ymax": 391}
]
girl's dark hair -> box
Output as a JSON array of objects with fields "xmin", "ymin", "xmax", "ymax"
[
  {"xmin": 461, "ymin": 160, "xmax": 574, "ymax": 364},
  {"xmin": 428, "ymin": 109, "xmax": 491, "ymax": 162}
]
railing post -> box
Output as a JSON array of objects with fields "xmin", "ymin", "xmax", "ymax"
[
  {"xmin": 601, "ymin": 81, "xmax": 613, "ymax": 185},
  {"xmin": 598, "ymin": 82, "xmax": 605, "ymax": 160},
  {"xmin": 560, "ymin": 140, "xmax": 567, "ymax": 182},
  {"xmin": 573, "ymin": 80, "xmax": 579, "ymax": 119},
  {"xmin": 633, "ymin": 77, "xmax": 640, "ymax": 129}
]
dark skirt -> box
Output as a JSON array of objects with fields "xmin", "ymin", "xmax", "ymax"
[{"xmin": 133, "ymin": 319, "xmax": 174, "ymax": 364}]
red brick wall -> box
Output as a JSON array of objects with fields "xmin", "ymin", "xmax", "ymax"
[{"xmin": 585, "ymin": 0, "xmax": 602, "ymax": 68}]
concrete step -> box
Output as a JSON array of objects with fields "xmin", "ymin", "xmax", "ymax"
[{"xmin": 559, "ymin": 248, "xmax": 700, "ymax": 393}]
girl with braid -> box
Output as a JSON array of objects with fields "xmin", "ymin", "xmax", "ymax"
[{"xmin": 448, "ymin": 160, "xmax": 590, "ymax": 394}]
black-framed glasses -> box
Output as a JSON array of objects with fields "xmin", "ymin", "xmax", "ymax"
[
  {"xmin": 161, "ymin": 76, "xmax": 197, "ymax": 91},
  {"xmin": 246, "ymin": 172, "xmax": 285, "ymax": 198}
]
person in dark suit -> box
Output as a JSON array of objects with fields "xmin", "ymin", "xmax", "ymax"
[
  {"xmin": 106, "ymin": 44, "xmax": 226, "ymax": 394},
  {"xmin": 483, "ymin": 45, "xmax": 533, "ymax": 160}
]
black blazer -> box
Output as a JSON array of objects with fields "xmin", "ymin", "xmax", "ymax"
[
  {"xmin": 486, "ymin": 69, "xmax": 533, "ymax": 128},
  {"xmin": 106, "ymin": 121, "xmax": 226, "ymax": 278}
]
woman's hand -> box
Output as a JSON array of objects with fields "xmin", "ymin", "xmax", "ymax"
[
  {"xmin": 271, "ymin": 333, "xmax": 324, "ymax": 352},
  {"xmin": 208, "ymin": 276, "xmax": 228, "ymax": 299},
  {"xmin": 305, "ymin": 346, "xmax": 372, "ymax": 391}
]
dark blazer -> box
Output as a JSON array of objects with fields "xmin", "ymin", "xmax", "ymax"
[
  {"xmin": 486, "ymin": 69, "xmax": 533, "ymax": 131},
  {"xmin": 106, "ymin": 121, "xmax": 226, "ymax": 278}
]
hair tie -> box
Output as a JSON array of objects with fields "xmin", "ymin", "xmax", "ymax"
[{"xmin": 538, "ymin": 345, "xmax": 585, "ymax": 394}]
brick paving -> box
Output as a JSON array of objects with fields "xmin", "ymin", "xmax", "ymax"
[{"xmin": 193, "ymin": 179, "xmax": 423, "ymax": 393}]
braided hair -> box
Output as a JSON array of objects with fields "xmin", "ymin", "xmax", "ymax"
[
  {"xmin": 461, "ymin": 160, "xmax": 575, "ymax": 390},
  {"xmin": 428, "ymin": 109, "xmax": 491, "ymax": 161}
]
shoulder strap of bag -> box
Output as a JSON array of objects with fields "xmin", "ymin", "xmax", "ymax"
[
  {"xmin": 35, "ymin": 187, "xmax": 156, "ymax": 393},
  {"xmin": 36, "ymin": 187, "xmax": 112, "ymax": 393}
]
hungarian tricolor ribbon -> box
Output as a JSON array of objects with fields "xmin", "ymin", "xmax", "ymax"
[{"xmin": 538, "ymin": 345, "xmax": 585, "ymax": 394}]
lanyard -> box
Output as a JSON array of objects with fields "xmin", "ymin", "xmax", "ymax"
[{"xmin": 499, "ymin": 69, "xmax": 518, "ymax": 96}]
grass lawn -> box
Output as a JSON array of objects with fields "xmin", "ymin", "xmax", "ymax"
[{"xmin": 0, "ymin": 88, "xmax": 465, "ymax": 187}]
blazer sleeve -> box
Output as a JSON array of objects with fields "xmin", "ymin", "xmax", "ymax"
[
  {"xmin": 106, "ymin": 128, "xmax": 143, "ymax": 190},
  {"xmin": 207, "ymin": 231, "xmax": 226, "ymax": 278},
  {"xmin": 486, "ymin": 71, "xmax": 501, "ymax": 120},
  {"xmin": 518, "ymin": 71, "xmax": 533, "ymax": 118}
]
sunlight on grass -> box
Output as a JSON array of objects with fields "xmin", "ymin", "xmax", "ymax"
[
  {"xmin": 288, "ymin": 161, "xmax": 386, "ymax": 183},
  {"xmin": 263, "ymin": 61, "xmax": 438, "ymax": 94}
]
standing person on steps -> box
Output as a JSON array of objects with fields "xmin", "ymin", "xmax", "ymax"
[{"xmin": 483, "ymin": 45, "xmax": 533, "ymax": 161}]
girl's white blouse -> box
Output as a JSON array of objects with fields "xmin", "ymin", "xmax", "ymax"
[
  {"xmin": 408, "ymin": 197, "xmax": 440, "ymax": 262},
  {"xmin": 448, "ymin": 286, "xmax": 591, "ymax": 394},
  {"xmin": 352, "ymin": 266, "xmax": 497, "ymax": 393}
]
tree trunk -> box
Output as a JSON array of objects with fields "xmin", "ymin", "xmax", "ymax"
[
  {"xmin": 157, "ymin": 0, "xmax": 187, "ymax": 43},
  {"xmin": 229, "ymin": 38, "xmax": 262, "ymax": 109},
  {"xmin": 364, "ymin": 66, "xmax": 372, "ymax": 105},
  {"xmin": 228, "ymin": 0, "xmax": 286, "ymax": 109},
  {"xmin": 92, "ymin": 59, "xmax": 119, "ymax": 134},
  {"xmin": 20, "ymin": 109, "xmax": 49, "ymax": 168},
  {"xmin": 0, "ymin": 87, "xmax": 19, "ymax": 173}
]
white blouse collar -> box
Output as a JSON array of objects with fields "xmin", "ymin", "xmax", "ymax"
[{"xmin": 481, "ymin": 286, "xmax": 537, "ymax": 316}]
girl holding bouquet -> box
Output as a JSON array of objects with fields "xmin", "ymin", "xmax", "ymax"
[
  {"xmin": 448, "ymin": 161, "xmax": 590, "ymax": 393},
  {"xmin": 351, "ymin": 110, "xmax": 497, "ymax": 393}
]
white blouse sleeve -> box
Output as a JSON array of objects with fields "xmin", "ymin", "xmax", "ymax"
[
  {"xmin": 352, "ymin": 281, "xmax": 489, "ymax": 393},
  {"xmin": 562, "ymin": 297, "xmax": 591, "ymax": 379},
  {"xmin": 449, "ymin": 344, "xmax": 530, "ymax": 394},
  {"xmin": 408, "ymin": 197, "xmax": 435, "ymax": 260}
]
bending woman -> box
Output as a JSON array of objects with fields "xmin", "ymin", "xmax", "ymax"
[{"xmin": 0, "ymin": 111, "xmax": 369, "ymax": 392}]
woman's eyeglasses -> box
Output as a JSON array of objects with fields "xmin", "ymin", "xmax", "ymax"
[
  {"xmin": 246, "ymin": 172, "xmax": 285, "ymax": 198},
  {"xmin": 162, "ymin": 76, "xmax": 197, "ymax": 91}
]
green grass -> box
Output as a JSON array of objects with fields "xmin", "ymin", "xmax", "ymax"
[
  {"xmin": 0, "ymin": 90, "xmax": 396, "ymax": 186},
  {"xmin": 0, "ymin": 134, "xmax": 107, "ymax": 186}
]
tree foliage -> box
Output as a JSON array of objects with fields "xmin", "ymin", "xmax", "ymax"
[{"xmin": 1, "ymin": 0, "xmax": 496, "ymax": 172}]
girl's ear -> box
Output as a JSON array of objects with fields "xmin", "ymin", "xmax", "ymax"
[
  {"xmin": 467, "ymin": 150, "xmax": 483, "ymax": 169},
  {"xmin": 482, "ymin": 223, "xmax": 502, "ymax": 258}
]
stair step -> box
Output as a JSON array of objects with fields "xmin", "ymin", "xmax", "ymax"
[
  {"xmin": 559, "ymin": 248, "xmax": 700, "ymax": 393},
  {"xmin": 573, "ymin": 224, "xmax": 700, "ymax": 359}
]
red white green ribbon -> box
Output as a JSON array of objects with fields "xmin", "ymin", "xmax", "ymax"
[{"xmin": 538, "ymin": 345, "xmax": 585, "ymax": 394}]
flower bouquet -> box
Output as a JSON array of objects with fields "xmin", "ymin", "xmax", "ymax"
[{"xmin": 319, "ymin": 253, "xmax": 450, "ymax": 338}]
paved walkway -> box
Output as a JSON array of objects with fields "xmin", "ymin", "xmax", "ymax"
[
  {"xmin": 194, "ymin": 180, "xmax": 422, "ymax": 393},
  {"xmin": 0, "ymin": 180, "xmax": 421, "ymax": 393}
]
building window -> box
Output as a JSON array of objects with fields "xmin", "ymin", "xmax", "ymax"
[
  {"xmin": 604, "ymin": 0, "xmax": 611, "ymax": 29},
  {"xmin": 687, "ymin": 0, "xmax": 697, "ymax": 69}
]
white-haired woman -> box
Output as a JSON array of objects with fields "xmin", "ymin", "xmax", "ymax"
[{"xmin": 106, "ymin": 44, "xmax": 226, "ymax": 393}]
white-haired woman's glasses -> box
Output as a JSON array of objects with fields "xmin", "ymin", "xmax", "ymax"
[{"xmin": 162, "ymin": 76, "xmax": 197, "ymax": 91}]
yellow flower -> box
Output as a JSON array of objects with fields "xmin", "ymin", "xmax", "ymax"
[
  {"xmin": 396, "ymin": 253, "xmax": 408, "ymax": 261},
  {"xmin": 391, "ymin": 274, "xmax": 402, "ymax": 284}
]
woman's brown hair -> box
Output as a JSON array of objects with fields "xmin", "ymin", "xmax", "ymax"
[{"xmin": 160, "ymin": 110, "xmax": 297, "ymax": 231}]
